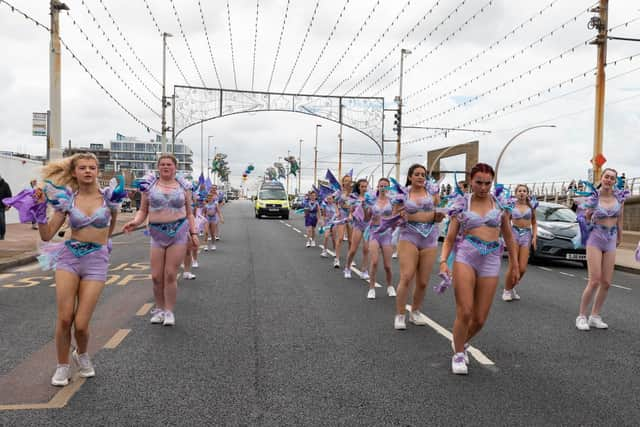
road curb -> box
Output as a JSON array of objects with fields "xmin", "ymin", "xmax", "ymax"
[
  {"xmin": 0, "ymin": 226, "xmax": 145, "ymax": 273},
  {"xmin": 614, "ymin": 265, "xmax": 640, "ymax": 275}
]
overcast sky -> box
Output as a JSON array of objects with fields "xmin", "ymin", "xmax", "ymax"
[{"xmin": 1, "ymin": 0, "xmax": 639, "ymax": 191}]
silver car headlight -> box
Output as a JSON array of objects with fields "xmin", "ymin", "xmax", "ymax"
[{"xmin": 537, "ymin": 227, "xmax": 555, "ymax": 240}]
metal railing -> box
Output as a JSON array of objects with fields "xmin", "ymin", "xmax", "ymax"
[{"xmin": 503, "ymin": 177, "xmax": 640, "ymax": 205}]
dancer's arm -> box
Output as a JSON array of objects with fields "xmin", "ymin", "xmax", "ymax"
[{"xmin": 122, "ymin": 193, "xmax": 148, "ymax": 232}]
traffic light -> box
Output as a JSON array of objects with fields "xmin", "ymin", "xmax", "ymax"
[{"xmin": 393, "ymin": 109, "xmax": 402, "ymax": 135}]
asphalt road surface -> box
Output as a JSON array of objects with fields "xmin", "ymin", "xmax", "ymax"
[{"xmin": 1, "ymin": 200, "xmax": 639, "ymax": 426}]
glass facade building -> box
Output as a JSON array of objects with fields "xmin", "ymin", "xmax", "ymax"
[{"xmin": 109, "ymin": 134, "xmax": 193, "ymax": 178}]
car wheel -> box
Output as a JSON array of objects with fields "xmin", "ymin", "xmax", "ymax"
[
  {"xmin": 284, "ymin": 213, "xmax": 289, "ymax": 220},
  {"xmin": 582, "ymin": 261, "xmax": 588, "ymax": 269}
]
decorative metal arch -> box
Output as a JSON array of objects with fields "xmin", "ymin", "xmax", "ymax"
[{"xmin": 172, "ymin": 85, "xmax": 385, "ymax": 159}]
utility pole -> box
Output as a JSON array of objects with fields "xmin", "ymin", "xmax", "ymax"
[
  {"xmin": 161, "ymin": 32, "xmax": 172, "ymax": 154},
  {"xmin": 298, "ymin": 139, "xmax": 303, "ymax": 194},
  {"xmin": 49, "ymin": 0, "xmax": 69, "ymax": 162},
  {"xmin": 207, "ymin": 136, "xmax": 213, "ymax": 179},
  {"xmin": 395, "ymin": 48, "xmax": 411, "ymax": 182},
  {"xmin": 314, "ymin": 124, "xmax": 321, "ymax": 186},
  {"xmin": 590, "ymin": 0, "xmax": 608, "ymax": 182},
  {"xmin": 200, "ymin": 121, "xmax": 204, "ymax": 177},
  {"xmin": 338, "ymin": 102, "xmax": 344, "ymax": 178}
]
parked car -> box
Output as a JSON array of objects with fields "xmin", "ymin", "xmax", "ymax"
[
  {"xmin": 530, "ymin": 201, "xmax": 586, "ymax": 265},
  {"xmin": 291, "ymin": 195, "xmax": 305, "ymax": 210}
]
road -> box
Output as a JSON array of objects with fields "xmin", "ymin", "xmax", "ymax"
[{"xmin": 1, "ymin": 200, "xmax": 639, "ymax": 425}]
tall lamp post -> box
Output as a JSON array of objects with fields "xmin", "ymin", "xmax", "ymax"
[
  {"xmin": 207, "ymin": 136, "xmax": 213, "ymax": 179},
  {"xmin": 49, "ymin": 0, "xmax": 69, "ymax": 161},
  {"xmin": 298, "ymin": 139, "xmax": 303, "ymax": 194},
  {"xmin": 494, "ymin": 125, "xmax": 556, "ymax": 183},
  {"xmin": 314, "ymin": 124, "xmax": 322, "ymax": 186},
  {"xmin": 161, "ymin": 32, "xmax": 173, "ymax": 153},
  {"xmin": 394, "ymin": 48, "xmax": 412, "ymax": 181}
]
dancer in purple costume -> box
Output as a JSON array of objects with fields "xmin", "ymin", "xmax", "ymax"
[
  {"xmin": 320, "ymin": 194, "xmax": 337, "ymax": 258},
  {"xmin": 440, "ymin": 163, "xmax": 519, "ymax": 375},
  {"xmin": 203, "ymin": 185, "xmax": 224, "ymax": 251},
  {"xmin": 344, "ymin": 179, "xmax": 371, "ymax": 280},
  {"xmin": 304, "ymin": 191, "xmax": 319, "ymax": 247},
  {"xmin": 393, "ymin": 165, "xmax": 445, "ymax": 331},
  {"xmin": 366, "ymin": 178, "xmax": 396, "ymax": 299},
  {"xmin": 2, "ymin": 153, "xmax": 125, "ymax": 386},
  {"xmin": 332, "ymin": 175, "xmax": 353, "ymax": 269},
  {"xmin": 123, "ymin": 154, "xmax": 199, "ymax": 326},
  {"xmin": 502, "ymin": 184, "xmax": 538, "ymax": 301},
  {"xmin": 575, "ymin": 168, "xmax": 628, "ymax": 331}
]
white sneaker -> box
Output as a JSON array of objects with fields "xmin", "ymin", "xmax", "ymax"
[
  {"xmin": 386, "ymin": 286, "xmax": 396, "ymax": 297},
  {"xmin": 72, "ymin": 349, "xmax": 95, "ymax": 378},
  {"xmin": 321, "ymin": 250, "xmax": 328, "ymax": 258},
  {"xmin": 311, "ymin": 240, "xmax": 316, "ymax": 247},
  {"xmin": 203, "ymin": 247, "xmax": 209, "ymax": 252},
  {"xmin": 394, "ymin": 314, "xmax": 406, "ymax": 330},
  {"xmin": 575, "ymin": 315, "xmax": 590, "ymax": 331},
  {"xmin": 451, "ymin": 353, "xmax": 468, "ymax": 375},
  {"xmin": 409, "ymin": 310, "xmax": 429, "ymax": 326},
  {"xmin": 367, "ymin": 289, "xmax": 376, "ymax": 299},
  {"xmin": 344, "ymin": 268, "xmax": 351, "ymax": 279},
  {"xmin": 502, "ymin": 289, "xmax": 513, "ymax": 302},
  {"xmin": 305, "ymin": 240, "xmax": 311, "ymax": 248},
  {"xmin": 588, "ymin": 315, "xmax": 608, "ymax": 329},
  {"xmin": 182, "ymin": 272, "xmax": 196, "ymax": 280},
  {"xmin": 51, "ymin": 365, "xmax": 71, "ymax": 386},
  {"xmin": 215, "ymin": 236, "xmax": 220, "ymax": 241},
  {"xmin": 163, "ymin": 310, "xmax": 175, "ymax": 326},
  {"xmin": 150, "ymin": 308, "xmax": 165, "ymax": 324},
  {"xmin": 360, "ymin": 270, "xmax": 370, "ymax": 281},
  {"xmin": 451, "ymin": 342, "xmax": 470, "ymax": 364},
  {"xmin": 333, "ymin": 258, "xmax": 340, "ymax": 268},
  {"xmin": 191, "ymin": 261, "xmax": 199, "ymax": 268},
  {"xmin": 511, "ymin": 288, "xmax": 521, "ymax": 300},
  {"xmin": 211, "ymin": 244, "xmax": 217, "ymax": 251},
  {"xmin": 392, "ymin": 251, "xmax": 398, "ymax": 259},
  {"xmin": 343, "ymin": 234, "xmax": 348, "ymax": 241}
]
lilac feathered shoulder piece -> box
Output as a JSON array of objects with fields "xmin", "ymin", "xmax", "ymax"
[
  {"xmin": 136, "ymin": 171, "xmax": 158, "ymax": 193},
  {"xmin": 102, "ymin": 175, "xmax": 127, "ymax": 210},
  {"xmin": 493, "ymin": 183, "xmax": 514, "ymax": 212},
  {"xmin": 176, "ymin": 174, "xmax": 192, "ymax": 191},
  {"xmin": 43, "ymin": 181, "xmax": 73, "ymax": 213},
  {"xmin": 613, "ymin": 187, "xmax": 630, "ymax": 204},
  {"xmin": 2, "ymin": 189, "xmax": 47, "ymax": 224},
  {"xmin": 445, "ymin": 191, "xmax": 467, "ymax": 217}
]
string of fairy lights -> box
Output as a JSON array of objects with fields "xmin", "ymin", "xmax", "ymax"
[{"xmin": 0, "ymin": 0, "xmax": 638, "ymax": 152}]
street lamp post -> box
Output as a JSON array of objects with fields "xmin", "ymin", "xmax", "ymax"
[
  {"xmin": 49, "ymin": 0, "xmax": 69, "ymax": 162},
  {"xmin": 314, "ymin": 124, "xmax": 322, "ymax": 186},
  {"xmin": 207, "ymin": 136, "xmax": 213, "ymax": 179},
  {"xmin": 161, "ymin": 32, "xmax": 173, "ymax": 154},
  {"xmin": 298, "ymin": 139, "xmax": 303, "ymax": 195},
  {"xmin": 395, "ymin": 48, "xmax": 412, "ymax": 182},
  {"xmin": 494, "ymin": 125, "xmax": 556, "ymax": 183}
]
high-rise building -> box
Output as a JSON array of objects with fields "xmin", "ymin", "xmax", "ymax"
[
  {"xmin": 109, "ymin": 133, "xmax": 193, "ymax": 178},
  {"xmin": 63, "ymin": 143, "xmax": 112, "ymax": 172}
]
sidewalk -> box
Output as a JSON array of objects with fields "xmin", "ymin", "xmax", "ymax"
[
  {"xmin": 0, "ymin": 212, "xmax": 137, "ymax": 271},
  {"xmin": 1, "ymin": 216, "xmax": 638, "ymax": 273}
]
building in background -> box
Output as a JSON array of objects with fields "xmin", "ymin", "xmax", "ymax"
[
  {"xmin": 109, "ymin": 133, "xmax": 193, "ymax": 178},
  {"xmin": 63, "ymin": 143, "xmax": 113, "ymax": 172}
]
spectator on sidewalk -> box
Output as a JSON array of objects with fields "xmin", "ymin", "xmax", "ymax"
[{"xmin": 0, "ymin": 174, "xmax": 12, "ymax": 240}]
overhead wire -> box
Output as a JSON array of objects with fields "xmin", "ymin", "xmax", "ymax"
[
  {"xmin": 281, "ymin": 0, "xmax": 320, "ymax": 93},
  {"xmin": 251, "ymin": 0, "xmax": 260, "ymax": 91},
  {"xmin": 0, "ymin": 0, "xmax": 159, "ymax": 133},
  {"xmin": 344, "ymin": 0, "xmax": 463, "ymax": 96},
  {"xmin": 96, "ymin": 0, "xmax": 161, "ymax": 86},
  {"xmin": 297, "ymin": 0, "xmax": 352, "ymax": 94},
  {"xmin": 226, "ymin": 0, "xmax": 239, "ymax": 89},
  {"xmin": 361, "ymin": 0, "xmax": 495, "ymax": 97},
  {"xmin": 77, "ymin": 0, "xmax": 160, "ymax": 102},
  {"xmin": 403, "ymin": 0, "xmax": 570, "ymax": 102},
  {"xmin": 66, "ymin": 11, "xmax": 161, "ymax": 116},
  {"xmin": 197, "ymin": 0, "xmax": 222, "ymax": 88},
  {"xmin": 142, "ymin": 0, "xmax": 190, "ymax": 85},
  {"xmin": 328, "ymin": 0, "xmax": 411, "ymax": 96},
  {"xmin": 267, "ymin": 0, "xmax": 292, "ymax": 92},
  {"xmin": 169, "ymin": 0, "xmax": 206, "ymax": 87},
  {"xmin": 312, "ymin": 0, "xmax": 383, "ymax": 95}
]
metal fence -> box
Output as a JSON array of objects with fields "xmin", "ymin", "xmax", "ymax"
[{"xmin": 503, "ymin": 177, "xmax": 640, "ymax": 205}]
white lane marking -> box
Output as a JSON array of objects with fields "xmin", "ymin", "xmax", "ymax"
[
  {"xmin": 10, "ymin": 263, "xmax": 40, "ymax": 273},
  {"xmin": 559, "ymin": 272, "xmax": 575, "ymax": 277},
  {"xmin": 582, "ymin": 277, "xmax": 589, "ymax": 280},
  {"xmin": 404, "ymin": 305, "xmax": 494, "ymax": 366},
  {"xmin": 538, "ymin": 267, "xmax": 553, "ymax": 272},
  {"xmin": 285, "ymin": 224, "xmax": 292, "ymax": 228},
  {"xmin": 611, "ymin": 284, "xmax": 632, "ymax": 291},
  {"xmin": 279, "ymin": 220, "xmax": 284, "ymax": 224},
  {"xmin": 292, "ymin": 227, "xmax": 302, "ymax": 233}
]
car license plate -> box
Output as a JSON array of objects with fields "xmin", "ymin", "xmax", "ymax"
[
  {"xmin": 269, "ymin": 208, "xmax": 279, "ymax": 212},
  {"xmin": 566, "ymin": 253, "xmax": 586, "ymax": 261}
]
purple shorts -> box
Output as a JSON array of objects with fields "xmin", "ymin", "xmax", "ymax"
[
  {"xmin": 352, "ymin": 218, "xmax": 368, "ymax": 232},
  {"xmin": 586, "ymin": 225, "xmax": 617, "ymax": 253},
  {"xmin": 512, "ymin": 225, "xmax": 532, "ymax": 247},
  {"xmin": 305, "ymin": 215, "xmax": 318, "ymax": 228},
  {"xmin": 399, "ymin": 221, "xmax": 438, "ymax": 250},
  {"xmin": 56, "ymin": 244, "xmax": 109, "ymax": 282},
  {"xmin": 149, "ymin": 218, "xmax": 189, "ymax": 248},
  {"xmin": 454, "ymin": 236, "xmax": 503, "ymax": 278},
  {"xmin": 207, "ymin": 214, "xmax": 219, "ymax": 224},
  {"xmin": 369, "ymin": 225, "xmax": 393, "ymax": 247}
]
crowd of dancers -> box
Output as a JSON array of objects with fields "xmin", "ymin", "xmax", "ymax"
[{"xmin": 1, "ymin": 153, "xmax": 636, "ymax": 385}]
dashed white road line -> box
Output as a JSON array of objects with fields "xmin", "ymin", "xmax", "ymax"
[
  {"xmin": 559, "ymin": 272, "xmax": 575, "ymax": 277},
  {"xmin": 538, "ymin": 266, "xmax": 553, "ymax": 272},
  {"xmin": 292, "ymin": 227, "xmax": 302, "ymax": 233},
  {"xmin": 285, "ymin": 223, "xmax": 292, "ymax": 228},
  {"xmin": 612, "ymin": 284, "xmax": 632, "ymax": 291}
]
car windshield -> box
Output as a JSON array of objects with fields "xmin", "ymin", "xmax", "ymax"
[
  {"xmin": 535, "ymin": 205, "xmax": 577, "ymax": 222},
  {"xmin": 260, "ymin": 189, "xmax": 287, "ymax": 200}
]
